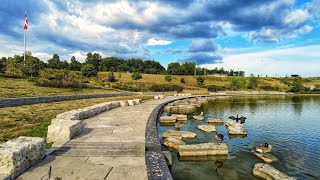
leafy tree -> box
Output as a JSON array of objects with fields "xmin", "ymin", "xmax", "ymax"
[
  {"xmin": 47, "ymin": 54, "xmax": 61, "ymax": 69},
  {"xmin": 131, "ymin": 72, "xmax": 142, "ymax": 81},
  {"xmin": 247, "ymin": 75, "xmax": 259, "ymax": 89},
  {"xmin": 22, "ymin": 55, "xmax": 45, "ymax": 77},
  {"xmin": 167, "ymin": 62, "xmax": 183, "ymax": 75},
  {"xmin": 196, "ymin": 76, "xmax": 205, "ymax": 85},
  {"xmin": 5, "ymin": 55, "xmax": 24, "ymax": 77},
  {"xmin": 69, "ymin": 56, "xmax": 82, "ymax": 71},
  {"xmin": 181, "ymin": 62, "xmax": 196, "ymax": 75},
  {"xmin": 107, "ymin": 72, "xmax": 117, "ymax": 82},
  {"xmin": 229, "ymin": 77, "xmax": 246, "ymax": 90},
  {"xmin": 165, "ymin": 74, "xmax": 172, "ymax": 82},
  {"xmin": 81, "ymin": 64, "xmax": 97, "ymax": 77},
  {"xmin": 290, "ymin": 77, "xmax": 304, "ymax": 92},
  {"xmin": 60, "ymin": 60, "xmax": 69, "ymax": 70},
  {"xmin": 0, "ymin": 57, "xmax": 7, "ymax": 73},
  {"xmin": 85, "ymin": 52, "xmax": 101, "ymax": 71}
]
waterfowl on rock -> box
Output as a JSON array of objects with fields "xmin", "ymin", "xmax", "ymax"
[
  {"xmin": 215, "ymin": 132, "xmax": 224, "ymax": 141},
  {"xmin": 254, "ymin": 143, "xmax": 272, "ymax": 153},
  {"xmin": 200, "ymin": 111, "xmax": 204, "ymax": 116},
  {"xmin": 229, "ymin": 114, "xmax": 247, "ymax": 123}
]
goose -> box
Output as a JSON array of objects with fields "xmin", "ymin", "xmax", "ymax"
[
  {"xmin": 215, "ymin": 132, "xmax": 224, "ymax": 141},
  {"xmin": 254, "ymin": 143, "xmax": 272, "ymax": 153}
]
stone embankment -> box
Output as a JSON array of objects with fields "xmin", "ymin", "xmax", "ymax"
[{"xmin": 0, "ymin": 137, "xmax": 45, "ymax": 179}]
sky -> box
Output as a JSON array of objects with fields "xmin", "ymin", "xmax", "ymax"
[{"xmin": 0, "ymin": 0, "xmax": 320, "ymax": 77}]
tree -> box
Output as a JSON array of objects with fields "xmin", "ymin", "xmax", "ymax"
[
  {"xmin": 69, "ymin": 56, "xmax": 82, "ymax": 71},
  {"xmin": 47, "ymin": 54, "xmax": 61, "ymax": 69},
  {"xmin": 131, "ymin": 72, "xmax": 142, "ymax": 81},
  {"xmin": 291, "ymin": 77, "xmax": 304, "ymax": 92},
  {"xmin": 85, "ymin": 52, "xmax": 101, "ymax": 71},
  {"xmin": 81, "ymin": 64, "xmax": 97, "ymax": 77},
  {"xmin": 5, "ymin": 55, "xmax": 24, "ymax": 77},
  {"xmin": 0, "ymin": 57, "xmax": 7, "ymax": 73},
  {"xmin": 60, "ymin": 60, "xmax": 69, "ymax": 70},
  {"xmin": 196, "ymin": 76, "xmax": 205, "ymax": 85},
  {"xmin": 167, "ymin": 62, "xmax": 183, "ymax": 75},
  {"xmin": 165, "ymin": 74, "xmax": 172, "ymax": 82},
  {"xmin": 247, "ymin": 75, "xmax": 259, "ymax": 89},
  {"xmin": 107, "ymin": 72, "xmax": 117, "ymax": 82},
  {"xmin": 22, "ymin": 55, "xmax": 45, "ymax": 77},
  {"xmin": 181, "ymin": 62, "xmax": 195, "ymax": 75}
]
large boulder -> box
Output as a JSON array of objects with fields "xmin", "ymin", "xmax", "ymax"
[
  {"xmin": 178, "ymin": 143, "xmax": 228, "ymax": 156},
  {"xmin": 198, "ymin": 125, "xmax": 216, "ymax": 132},
  {"xmin": 0, "ymin": 137, "xmax": 45, "ymax": 179},
  {"xmin": 162, "ymin": 130, "xmax": 197, "ymax": 139},
  {"xmin": 225, "ymin": 121, "xmax": 247, "ymax": 135},
  {"xmin": 159, "ymin": 116, "xmax": 177, "ymax": 123},
  {"xmin": 163, "ymin": 137, "xmax": 186, "ymax": 151},
  {"xmin": 253, "ymin": 163, "xmax": 296, "ymax": 180}
]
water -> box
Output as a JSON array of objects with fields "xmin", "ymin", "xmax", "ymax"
[{"xmin": 158, "ymin": 95, "xmax": 320, "ymax": 180}]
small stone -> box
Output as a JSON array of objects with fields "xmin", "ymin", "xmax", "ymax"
[
  {"xmin": 159, "ymin": 116, "xmax": 177, "ymax": 123},
  {"xmin": 225, "ymin": 121, "xmax": 247, "ymax": 135},
  {"xmin": 193, "ymin": 115, "xmax": 204, "ymax": 121},
  {"xmin": 162, "ymin": 130, "xmax": 197, "ymax": 139}
]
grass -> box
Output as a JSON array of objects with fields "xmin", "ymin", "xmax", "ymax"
[
  {"xmin": 0, "ymin": 95, "xmax": 153, "ymax": 143},
  {"xmin": 0, "ymin": 77, "xmax": 116, "ymax": 98}
]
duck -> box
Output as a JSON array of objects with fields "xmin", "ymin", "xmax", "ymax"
[
  {"xmin": 215, "ymin": 132, "xmax": 224, "ymax": 141},
  {"xmin": 254, "ymin": 143, "xmax": 272, "ymax": 153},
  {"xmin": 229, "ymin": 114, "xmax": 247, "ymax": 123}
]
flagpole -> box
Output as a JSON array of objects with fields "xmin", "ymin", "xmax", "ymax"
[{"xmin": 24, "ymin": 29, "xmax": 26, "ymax": 62}]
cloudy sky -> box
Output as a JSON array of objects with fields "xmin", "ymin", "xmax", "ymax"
[{"xmin": 1, "ymin": 0, "xmax": 320, "ymax": 77}]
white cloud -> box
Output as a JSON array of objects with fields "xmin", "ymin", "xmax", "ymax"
[
  {"xmin": 206, "ymin": 45, "xmax": 320, "ymax": 77},
  {"xmin": 146, "ymin": 38, "xmax": 172, "ymax": 46}
]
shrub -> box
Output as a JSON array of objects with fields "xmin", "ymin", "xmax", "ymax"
[
  {"xmin": 196, "ymin": 76, "xmax": 205, "ymax": 85},
  {"xmin": 207, "ymin": 85, "xmax": 227, "ymax": 92},
  {"xmin": 180, "ymin": 77, "xmax": 186, "ymax": 84},
  {"xmin": 165, "ymin": 74, "xmax": 172, "ymax": 82},
  {"xmin": 107, "ymin": 72, "xmax": 117, "ymax": 82},
  {"xmin": 259, "ymin": 85, "xmax": 274, "ymax": 91},
  {"xmin": 290, "ymin": 77, "xmax": 304, "ymax": 92},
  {"xmin": 81, "ymin": 64, "xmax": 97, "ymax": 77},
  {"xmin": 131, "ymin": 72, "xmax": 142, "ymax": 81},
  {"xmin": 247, "ymin": 76, "xmax": 259, "ymax": 89},
  {"xmin": 229, "ymin": 77, "xmax": 246, "ymax": 90},
  {"xmin": 36, "ymin": 69, "xmax": 85, "ymax": 88},
  {"xmin": 150, "ymin": 84, "xmax": 183, "ymax": 92}
]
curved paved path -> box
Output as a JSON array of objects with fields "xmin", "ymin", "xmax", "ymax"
[{"xmin": 18, "ymin": 97, "xmax": 178, "ymax": 180}]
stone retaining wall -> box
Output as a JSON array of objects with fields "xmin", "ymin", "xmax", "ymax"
[
  {"xmin": 0, "ymin": 92, "xmax": 135, "ymax": 108},
  {"xmin": 47, "ymin": 99, "xmax": 142, "ymax": 147}
]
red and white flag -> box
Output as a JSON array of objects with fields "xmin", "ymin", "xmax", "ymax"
[{"xmin": 24, "ymin": 11, "xmax": 28, "ymax": 30}]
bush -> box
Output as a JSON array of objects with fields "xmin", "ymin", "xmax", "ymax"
[
  {"xmin": 81, "ymin": 64, "xmax": 97, "ymax": 77},
  {"xmin": 36, "ymin": 69, "xmax": 85, "ymax": 88},
  {"xmin": 247, "ymin": 76, "xmax": 259, "ymax": 89},
  {"xmin": 196, "ymin": 76, "xmax": 205, "ymax": 85},
  {"xmin": 229, "ymin": 77, "xmax": 246, "ymax": 90},
  {"xmin": 165, "ymin": 74, "xmax": 172, "ymax": 82},
  {"xmin": 259, "ymin": 85, "xmax": 274, "ymax": 91},
  {"xmin": 107, "ymin": 72, "xmax": 117, "ymax": 82},
  {"xmin": 290, "ymin": 77, "xmax": 304, "ymax": 92},
  {"xmin": 150, "ymin": 84, "xmax": 183, "ymax": 92},
  {"xmin": 180, "ymin": 77, "xmax": 186, "ymax": 84},
  {"xmin": 131, "ymin": 72, "xmax": 142, "ymax": 81},
  {"xmin": 207, "ymin": 85, "xmax": 227, "ymax": 92}
]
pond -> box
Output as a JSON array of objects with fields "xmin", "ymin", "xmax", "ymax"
[{"xmin": 158, "ymin": 95, "xmax": 320, "ymax": 180}]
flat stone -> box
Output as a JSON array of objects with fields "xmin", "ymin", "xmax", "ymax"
[
  {"xmin": 172, "ymin": 114, "xmax": 188, "ymax": 122},
  {"xmin": 178, "ymin": 143, "xmax": 228, "ymax": 156},
  {"xmin": 193, "ymin": 115, "xmax": 204, "ymax": 121},
  {"xmin": 251, "ymin": 151, "xmax": 278, "ymax": 163},
  {"xmin": 198, "ymin": 125, "xmax": 216, "ymax": 132},
  {"xmin": 207, "ymin": 118, "xmax": 224, "ymax": 125},
  {"xmin": 225, "ymin": 121, "xmax": 247, "ymax": 135},
  {"xmin": 163, "ymin": 137, "xmax": 186, "ymax": 151},
  {"xmin": 162, "ymin": 130, "xmax": 197, "ymax": 139},
  {"xmin": 253, "ymin": 163, "xmax": 296, "ymax": 180},
  {"xmin": 159, "ymin": 116, "xmax": 177, "ymax": 123}
]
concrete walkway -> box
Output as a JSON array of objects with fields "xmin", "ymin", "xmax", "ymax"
[{"xmin": 18, "ymin": 97, "xmax": 177, "ymax": 180}]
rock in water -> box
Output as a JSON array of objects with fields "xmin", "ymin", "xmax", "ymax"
[
  {"xmin": 198, "ymin": 125, "xmax": 216, "ymax": 132},
  {"xmin": 193, "ymin": 115, "xmax": 204, "ymax": 121},
  {"xmin": 207, "ymin": 118, "xmax": 224, "ymax": 125},
  {"xmin": 253, "ymin": 163, "xmax": 296, "ymax": 180},
  {"xmin": 163, "ymin": 137, "xmax": 186, "ymax": 151},
  {"xmin": 225, "ymin": 121, "xmax": 247, "ymax": 135},
  {"xmin": 162, "ymin": 130, "xmax": 197, "ymax": 139},
  {"xmin": 172, "ymin": 114, "xmax": 188, "ymax": 122},
  {"xmin": 251, "ymin": 151, "xmax": 278, "ymax": 163},
  {"xmin": 159, "ymin": 116, "xmax": 177, "ymax": 123},
  {"xmin": 178, "ymin": 143, "xmax": 228, "ymax": 156}
]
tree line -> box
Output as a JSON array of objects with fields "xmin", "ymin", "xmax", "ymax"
[{"xmin": 0, "ymin": 52, "xmax": 245, "ymax": 78}]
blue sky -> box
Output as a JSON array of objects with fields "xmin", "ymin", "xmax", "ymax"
[{"xmin": 0, "ymin": 0, "xmax": 320, "ymax": 77}]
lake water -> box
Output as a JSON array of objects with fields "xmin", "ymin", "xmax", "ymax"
[{"xmin": 158, "ymin": 95, "xmax": 320, "ymax": 180}]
